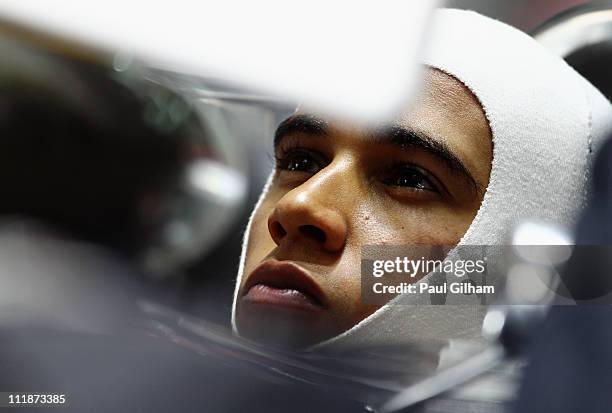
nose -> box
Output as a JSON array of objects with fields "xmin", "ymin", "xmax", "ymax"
[{"xmin": 267, "ymin": 170, "xmax": 348, "ymax": 253}]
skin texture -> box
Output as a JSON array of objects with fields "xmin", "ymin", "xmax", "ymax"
[{"xmin": 235, "ymin": 68, "xmax": 493, "ymax": 348}]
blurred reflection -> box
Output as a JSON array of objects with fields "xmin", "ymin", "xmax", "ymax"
[
  {"xmin": 0, "ymin": 30, "xmax": 250, "ymax": 279},
  {"xmin": 533, "ymin": 2, "xmax": 612, "ymax": 102}
]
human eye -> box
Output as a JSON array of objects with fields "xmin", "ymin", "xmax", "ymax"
[
  {"xmin": 275, "ymin": 148, "xmax": 326, "ymax": 175},
  {"xmin": 382, "ymin": 163, "xmax": 441, "ymax": 193}
]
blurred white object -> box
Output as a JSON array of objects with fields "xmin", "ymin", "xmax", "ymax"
[
  {"xmin": 512, "ymin": 221, "xmax": 573, "ymax": 266},
  {"xmin": 534, "ymin": 6, "xmax": 612, "ymax": 58},
  {"xmin": 0, "ymin": 0, "xmax": 439, "ymax": 123},
  {"xmin": 511, "ymin": 221, "xmax": 573, "ymax": 246}
]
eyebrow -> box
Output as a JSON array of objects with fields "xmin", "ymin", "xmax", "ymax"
[
  {"xmin": 373, "ymin": 125, "xmax": 480, "ymax": 193},
  {"xmin": 273, "ymin": 114, "xmax": 481, "ymax": 193},
  {"xmin": 274, "ymin": 114, "xmax": 329, "ymax": 148}
]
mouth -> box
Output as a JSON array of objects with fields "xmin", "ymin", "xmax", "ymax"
[{"xmin": 241, "ymin": 260, "xmax": 327, "ymax": 313}]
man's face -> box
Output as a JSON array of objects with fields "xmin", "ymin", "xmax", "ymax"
[{"xmin": 234, "ymin": 68, "xmax": 493, "ymax": 347}]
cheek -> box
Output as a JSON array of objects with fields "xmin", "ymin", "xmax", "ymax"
[
  {"xmin": 327, "ymin": 249, "xmax": 381, "ymax": 325},
  {"xmin": 330, "ymin": 203, "xmax": 474, "ymax": 324},
  {"xmin": 350, "ymin": 201, "xmax": 471, "ymax": 247}
]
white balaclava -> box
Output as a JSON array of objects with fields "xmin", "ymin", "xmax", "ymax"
[{"xmin": 232, "ymin": 9, "xmax": 612, "ymax": 351}]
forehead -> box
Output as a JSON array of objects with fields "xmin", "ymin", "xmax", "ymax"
[
  {"xmin": 415, "ymin": 68, "xmax": 484, "ymax": 112},
  {"xmin": 298, "ymin": 68, "xmax": 489, "ymax": 141},
  {"xmin": 400, "ymin": 68, "xmax": 490, "ymax": 137}
]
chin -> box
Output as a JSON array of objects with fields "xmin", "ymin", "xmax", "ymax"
[{"xmin": 235, "ymin": 302, "xmax": 333, "ymax": 349}]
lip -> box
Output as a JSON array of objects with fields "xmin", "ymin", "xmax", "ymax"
[{"xmin": 241, "ymin": 260, "xmax": 327, "ymax": 312}]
